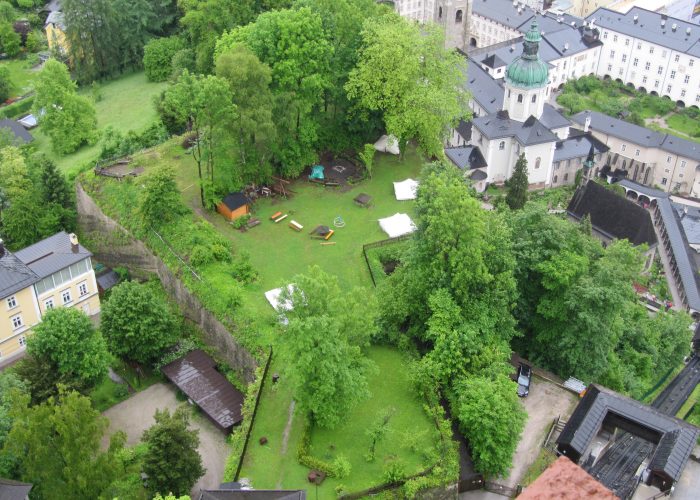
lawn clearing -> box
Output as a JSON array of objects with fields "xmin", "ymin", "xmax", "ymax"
[
  {"xmin": 239, "ymin": 346, "xmax": 436, "ymax": 498},
  {"xmin": 0, "ymin": 58, "xmax": 40, "ymax": 97},
  {"xmin": 32, "ymin": 71, "xmax": 167, "ymax": 175}
]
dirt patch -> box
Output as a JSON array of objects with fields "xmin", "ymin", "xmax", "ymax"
[
  {"xmin": 382, "ymin": 260, "xmax": 399, "ymax": 275},
  {"xmin": 501, "ymin": 377, "xmax": 578, "ymax": 487},
  {"xmin": 102, "ymin": 383, "xmax": 229, "ymax": 497}
]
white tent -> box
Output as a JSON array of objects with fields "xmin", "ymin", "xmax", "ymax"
[
  {"xmin": 374, "ymin": 134, "xmax": 400, "ymax": 155},
  {"xmin": 378, "ymin": 213, "xmax": 417, "ymax": 238},
  {"xmin": 264, "ymin": 284, "xmax": 296, "ymax": 312},
  {"xmin": 393, "ymin": 178, "xmax": 419, "ymax": 201}
]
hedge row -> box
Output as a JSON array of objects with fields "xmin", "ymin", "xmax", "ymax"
[{"xmin": 0, "ymin": 95, "xmax": 34, "ymax": 119}]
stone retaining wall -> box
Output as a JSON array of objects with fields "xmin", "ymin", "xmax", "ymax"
[{"xmin": 76, "ymin": 183, "xmax": 257, "ymax": 382}]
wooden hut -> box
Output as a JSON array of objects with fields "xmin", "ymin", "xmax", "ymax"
[{"xmin": 217, "ymin": 192, "xmax": 251, "ymax": 221}]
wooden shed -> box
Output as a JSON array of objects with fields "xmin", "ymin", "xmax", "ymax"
[{"xmin": 217, "ymin": 192, "xmax": 251, "ymax": 221}]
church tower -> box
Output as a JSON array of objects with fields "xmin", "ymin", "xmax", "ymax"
[
  {"xmin": 434, "ymin": 0, "xmax": 472, "ymax": 52},
  {"xmin": 502, "ymin": 20, "xmax": 549, "ymax": 122}
]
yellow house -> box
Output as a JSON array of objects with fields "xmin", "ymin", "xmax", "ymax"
[
  {"xmin": 44, "ymin": 10, "xmax": 68, "ymax": 56},
  {"xmin": 0, "ymin": 232, "xmax": 100, "ymax": 365}
]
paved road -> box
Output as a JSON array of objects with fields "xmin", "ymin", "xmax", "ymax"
[{"xmin": 673, "ymin": 458, "xmax": 700, "ymax": 500}]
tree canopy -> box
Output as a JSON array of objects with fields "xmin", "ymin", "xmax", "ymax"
[{"xmin": 506, "ymin": 154, "xmax": 528, "ymax": 210}]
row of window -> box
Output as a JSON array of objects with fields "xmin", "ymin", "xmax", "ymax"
[
  {"xmin": 0, "ymin": 334, "xmax": 26, "ymax": 356},
  {"xmin": 34, "ymin": 258, "xmax": 90, "ymax": 296},
  {"xmin": 602, "ymin": 32, "xmax": 694, "ymax": 66},
  {"xmin": 6, "ymin": 281, "xmax": 89, "ymax": 332}
]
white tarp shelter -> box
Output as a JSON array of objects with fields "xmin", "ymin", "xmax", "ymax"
[
  {"xmin": 264, "ymin": 284, "xmax": 296, "ymax": 312},
  {"xmin": 378, "ymin": 213, "xmax": 416, "ymax": 238},
  {"xmin": 18, "ymin": 114, "xmax": 38, "ymax": 129},
  {"xmin": 393, "ymin": 178, "xmax": 419, "ymax": 201},
  {"xmin": 374, "ymin": 134, "xmax": 400, "ymax": 155}
]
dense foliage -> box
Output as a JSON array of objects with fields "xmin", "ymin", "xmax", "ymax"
[
  {"xmin": 506, "ymin": 154, "xmax": 528, "ymax": 210},
  {"xmin": 280, "ymin": 266, "xmax": 377, "ymax": 428},
  {"xmin": 101, "ymin": 281, "xmax": 179, "ymax": 364}
]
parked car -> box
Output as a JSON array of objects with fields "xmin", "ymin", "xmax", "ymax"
[{"xmin": 517, "ymin": 364, "xmax": 532, "ymax": 397}]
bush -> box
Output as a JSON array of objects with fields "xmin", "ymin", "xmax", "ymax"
[
  {"xmin": 143, "ymin": 36, "xmax": 185, "ymax": 82},
  {"xmin": 99, "ymin": 122, "xmax": 169, "ymax": 160},
  {"xmin": 0, "ymin": 95, "xmax": 33, "ymax": 118},
  {"xmin": 383, "ymin": 460, "xmax": 407, "ymax": 483},
  {"xmin": 333, "ymin": 454, "xmax": 351, "ymax": 479},
  {"xmin": 0, "ymin": 65, "xmax": 10, "ymax": 102},
  {"xmin": 190, "ymin": 244, "xmax": 215, "ymax": 267}
]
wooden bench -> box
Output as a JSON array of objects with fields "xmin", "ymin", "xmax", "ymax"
[
  {"xmin": 289, "ymin": 220, "xmax": 303, "ymax": 232},
  {"xmin": 246, "ymin": 218, "xmax": 261, "ymax": 229},
  {"xmin": 270, "ymin": 211, "xmax": 283, "ymax": 220},
  {"xmin": 274, "ymin": 214, "xmax": 288, "ymax": 223},
  {"xmin": 324, "ymin": 229, "xmax": 335, "ymax": 240}
]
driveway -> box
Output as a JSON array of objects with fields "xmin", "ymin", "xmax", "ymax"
[
  {"xmin": 673, "ymin": 457, "xmax": 700, "ymax": 500},
  {"xmin": 102, "ymin": 383, "xmax": 230, "ymax": 497},
  {"xmin": 501, "ymin": 376, "xmax": 578, "ymax": 487}
]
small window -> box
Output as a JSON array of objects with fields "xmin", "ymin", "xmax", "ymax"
[
  {"xmin": 603, "ymin": 31, "xmax": 608, "ymax": 39},
  {"xmin": 79, "ymin": 282, "xmax": 88, "ymax": 297},
  {"xmin": 681, "ymin": 89, "xmax": 686, "ymax": 97},
  {"xmin": 553, "ymin": 175, "xmax": 558, "ymax": 183},
  {"xmin": 45, "ymin": 298, "xmax": 54, "ymax": 310},
  {"xmin": 622, "ymin": 144, "xmax": 627, "ymax": 152},
  {"xmin": 670, "ymin": 71, "xmax": 676, "ymax": 80},
  {"xmin": 6, "ymin": 296, "xmax": 16, "ymax": 309},
  {"xmin": 531, "ymin": 94, "xmax": 536, "ymax": 103},
  {"xmin": 11, "ymin": 314, "xmax": 23, "ymax": 330},
  {"xmin": 499, "ymin": 141, "xmax": 505, "ymax": 150},
  {"xmin": 635, "ymin": 149, "xmax": 640, "ymax": 157},
  {"xmin": 685, "ymin": 75, "xmax": 691, "ymax": 84},
  {"xmin": 607, "ymin": 64, "xmax": 612, "ymax": 72},
  {"xmin": 681, "ymin": 160, "xmax": 687, "ymax": 168},
  {"xmin": 633, "ymin": 58, "xmax": 638, "ymax": 67},
  {"xmin": 625, "ymin": 38, "xmax": 629, "ymax": 46},
  {"xmin": 667, "ymin": 85, "xmax": 672, "ymax": 93},
  {"xmin": 61, "ymin": 289, "xmax": 72, "ymax": 305},
  {"xmin": 610, "ymin": 50, "xmax": 615, "ymax": 59},
  {"xmin": 438, "ymin": 6, "xmax": 442, "ymax": 19},
  {"xmin": 622, "ymin": 54, "xmax": 627, "ymax": 63},
  {"xmin": 517, "ymin": 94, "xmax": 523, "ymax": 103},
  {"xmin": 658, "ymin": 66, "xmax": 663, "ymax": 75},
  {"xmin": 564, "ymin": 173, "xmax": 569, "ymax": 181},
  {"xmin": 535, "ymin": 157, "xmax": 541, "ymax": 169},
  {"xmin": 662, "ymin": 177, "xmax": 668, "ymax": 185},
  {"xmin": 455, "ymin": 10, "xmax": 463, "ymax": 23},
  {"xmin": 645, "ymin": 62, "xmax": 650, "ymax": 70},
  {"xmin": 613, "ymin": 35, "xmax": 618, "ymax": 42},
  {"xmin": 650, "ymin": 47, "xmax": 655, "ymax": 54},
  {"xmin": 18, "ymin": 336, "xmax": 26, "ymax": 347},
  {"xmin": 690, "ymin": 60, "xmax": 695, "ymax": 67},
  {"xmin": 643, "ymin": 76, "xmax": 647, "ymax": 84},
  {"xmin": 667, "ymin": 155, "xmax": 672, "ymax": 163},
  {"xmin": 675, "ymin": 54, "xmax": 680, "ymax": 62}
]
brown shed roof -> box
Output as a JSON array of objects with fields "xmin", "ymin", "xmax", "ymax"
[{"xmin": 161, "ymin": 350, "xmax": 244, "ymax": 431}]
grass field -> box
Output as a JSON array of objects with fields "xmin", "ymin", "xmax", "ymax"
[
  {"xmin": 0, "ymin": 58, "xmax": 40, "ymax": 97},
  {"xmin": 239, "ymin": 346, "xmax": 436, "ymax": 498},
  {"xmin": 33, "ymin": 72, "xmax": 167, "ymax": 175}
]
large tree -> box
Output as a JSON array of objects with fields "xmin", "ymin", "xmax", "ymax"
[
  {"xmin": 346, "ymin": 13, "xmax": 469, "ymax": 157},
  {"xmin": 101, "ymin": 281, "xmax": 178, "ymax": 364},
  {"xmin": 141, "ymin": 407, "xmax": 204, "ymax": 496},
  {"xmin": 33, "ymin": 60, "xmax": 98, "ymax": 154},
  {"xmin": 27, "ymin": 308, "xmax": 109, "ymax": 388},
  {"xmin": 1, "ymin": 390, "xmax": 126, "ymax": 499},
  {"xmin": 138, "ymin": 164, "xmax": 183, "ymax": 228},
  {"xmin": 216, "ymin": 7, "xmax": 332, "ymax": 177},
  {"xmin": 159, "ymin": 71, "xmax": 235, "ymax": 207},
  {"xmin": 453, "ymin": 375, "xmax": 526, "ymax": 477},
  {"xmin": 281, "ymin": 266, "xmax": 377, "ymax": 428},
  {"xmin": 215, "ymin": 45, "xmax": 276, "ymax": 187},
  {"xmin": 506, "ymin": 154, "xmax": 529, "ymax": 210}
]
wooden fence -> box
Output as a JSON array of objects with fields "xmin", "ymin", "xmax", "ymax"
[{"xmin": 362, "ymin": 234, "xmax": 413, "ymax": 287}]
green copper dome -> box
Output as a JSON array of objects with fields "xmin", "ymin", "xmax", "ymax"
[{"xmin": 505, "ymin": 20, "xmax": 549, "ymax": 89}]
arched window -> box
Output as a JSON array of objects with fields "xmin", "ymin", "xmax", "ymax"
[
  {"xmin": 553, "ymin": 175, "xmax": 558, "ymax": 183},
  {"xmin": 535, "ymin": 157, "xmax": 541, "ymax": 169},
  {"xmin": 517, "ymin": 94, "xmax": 523, "ymax": 103},
  {"xmin": 439, "ymin": 7, "xmax": 443, "ymax": 19},
  {"xmin": 499, "ymin": 141, "xmax": 505, "ymax": 150},
  {"xmin": 456, "ymin": 10, "xmax": 463, "ymax": 23},
  {"xmin": 531, "ymin": 94, "xmax": 537, "ymax": 103}
]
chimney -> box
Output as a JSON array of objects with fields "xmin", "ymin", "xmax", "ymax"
[
  {"xmin": 584, "ymin": 112, "xmax": 591, "ymax": 133},
  {"xmin": 672, "ymin": 23, "xmax": 677, "ymax": 32},
  {"xmin": 69, "ymin": 233, "xmax": 79, "ymax": 253},
  {"xmin": 0, "ymin": 238, "xmax": 4, "ymax": 258},
  {"xmin": 564, "ymin": 42, "xmax": 569, "ymax": 51},
  {"xmin": 687, "ymin": 27, "xmax": 692, "ymax": 35},
  {"xmin": 633, "ymin": 15, "xmax": 638, "ymax": 23}
]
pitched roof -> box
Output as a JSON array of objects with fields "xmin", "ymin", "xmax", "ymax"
[
  {"xmin": 161, "ymin": 350, "xmax": 245, "ymax": 431},
  {"xmin": 220, "ymin": 192, "xmax": 250, "ymax": 212},
  {"xmin": 481, "ymin": 53, "xmax": 506, "ymax": 68},
  {"xmin": 518, "ymin": 456, "xmax": 616, "ymax": 500},
  {"xmin": 557, "ymin": 384, "xmax": 699, "ymax": 483},
  {"xmin": 540, "ymin": 104, "xmax": 571, "ymax": 131},
  {"xmin": 571, "ymin": 111, "xmax": 700, "ymax": 162},
  {"xmin": 445, "ymin": 146, "xmax": 487, "ymax": 170},
  {"xmin": 96, "ymin": 269, "xmax": 120, "ymax": 292},
  {"xmin": 587, "ymin": 6, "xmax": 700, "ymax": 57},
  {"xmin": 0, "ymin": 477, "xmax": 32, "ymax": 500},
  {"xmin": 554, "ymin": 132, "xmax": 608, "ymax": 163},
  {"xmin": 465, "ymin": 62, "xmax": 504, "ymax": 115},
  {"xmin": 567, "ymin": 181, "xmax": 657, "ymax": 247},
  {"xmin": 473, "ymin": 111, "xmax": 559, "ymax": 146},
  {"xmin": 0, "ymin": 119, "xmax": 33, "ymax": 144},
  {"xmin": 15, "ymin": 232, "xmax": 92, "ymax": 279},
  {"xmin": 0, "ymin": 248, "xmax": 39, "ymax": 300}
]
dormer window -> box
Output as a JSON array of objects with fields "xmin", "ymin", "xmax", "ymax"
[
  {"xmin": 517, "ymin": 94, "xmax": 523, "ymax": 103},
  {"xmin": 531, "ymin": 95, "xmax": 536, "ymax": 103}
]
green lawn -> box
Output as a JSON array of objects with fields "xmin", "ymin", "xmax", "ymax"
[
  {"xmin": 89, "ymin": 374, "xmax": 130, "ymax": 412},
  {"xmin": 32, "ymin": 72, "xmax": 167, "ymax": 175},
  {"xmin": 240, "ymin": 346, "xmax": 436, "ymax": 498},
  {"xmin": 677, "ymin": 383, "xmax": 700, "ymax": 419},
  {"xmin": 0, "ymin": 58, "xmax": 40, "ymax": 98}
]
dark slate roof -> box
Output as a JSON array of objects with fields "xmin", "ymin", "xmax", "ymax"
[
  {"xmin": 161, "ymin": 350, "xmax": 244, "ymax": 431},
  {"xmin": 0, "ymin": 478, "xmax": 32, "ymax": 500},
  {"xmin": 540, "ymin": 104, "xmax": 571, "ymax": 131},
  {"xmin": 481, "ymin": 53, "xmax": 506, "ymax": 68},
  {"xmin": 0, "ymin": 119, "xmax": 33, "ymax": 144},
  {"xmin": 96, "ymin": 269, "xmax": 120, "ymax": 291},
  {"xmin": 567, "ymin": 181, "xmax": 657, "ymax": 247},
  {"xmin": 571, "ymin": 111, "xmax": 700, "ymax": 162},
  {"xmin": 473, "ymin": 112, "xmax": 559, "ymax": 146},
  {"xmin": 676, "ymin": 205, "xmax": 700, "ymax": 245},
  {"xmin": 14, "ymin": 232, "xmax": 92, "ymax": 279},
  {"xmin": 200, "ymin": 491, "xmax": 306, "ymax": 500},
  {"xmin": 465, "ymin": 62, "xmax": 504, "ymax": 115},
  {"xmin": 587, "ymin": 7, "xmax": 700, "ymax": 56},
  {"xmin": 557, "ymin": 384, "xmax": 699, "ymax": 483},
  {"xmin": 0, "ymin": 249, "xmax": 39, "ymax": 300},
  {"xmin": 470, "ymin": 169, "xmax": 488, "ymax": 181},
  {"xmin": 445, "ymin": 146, "xmax": 487, "ymax": 170},
  {"xmin": 553, "ymin": 132, "xmax": 608, "ymax": 163},
  {"xmin": 456, "ymin": 119, "xmax": 472, "ymax": 141},
  {"xmin": 221, "ymin": 192, "xmax": 250, "ymax": 211}
]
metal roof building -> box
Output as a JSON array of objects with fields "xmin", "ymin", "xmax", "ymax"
[
  {"xmin": 557, "ymin": 384, "xmax": 699, "ymax": 489},
  {"xmin": 161, "ymin": 350, "xmax": 245, "ymax": 432},
  {"xmin": 14, "ymin": 231, "xmax": 92, "ymax": 279}
]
